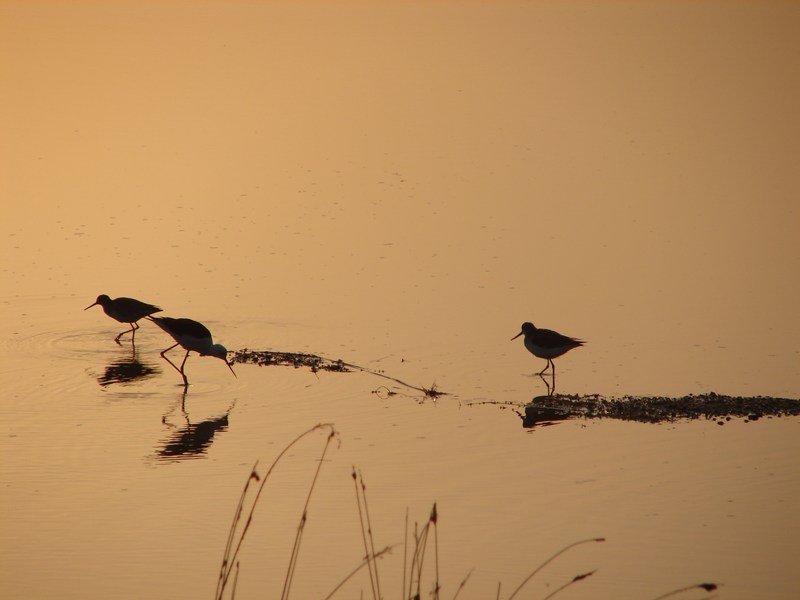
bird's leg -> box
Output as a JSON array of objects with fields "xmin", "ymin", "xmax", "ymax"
[
  {"xmin": 114, "ymin": 324, "xmax": 136, "ymax": 345},
  {"xmin": 179, "ymin": 350, "xmax": 190, "ymax": 387},
  {"xmin": 160, "ymin": 342, "xmax": 179, "ymax": 360},
  {"xmin": 159, "ymin": 343, "xmax": 186, "ymax": 382},
  {"xmin": 130, "ymin": 322, "xmax": 139, "ymax": 345},
  {"xmin": 541, "ymin": 373, "xmax": 554, "ymax": 397},
  {"xmin": 537, "ymin": 360, "xmax": 550, "ymax": 376},
  {"xmin": 551, "ymin": 360, "xmax": 557, "ymax": 395}
]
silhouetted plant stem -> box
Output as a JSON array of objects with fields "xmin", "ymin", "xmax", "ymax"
[
  {"xmin": 406, "ymin": 520, "xmax": 424, "ymax": 599},
  {"xmin": 352, "ymin": 468, "xmax": 379, "ymax": 600},
  {"xmin": 407, "ymin": 511, "xmax": 434, "ymax": 600},
  {"xmin": 322, "ymin": 545, "xmax": 395, "ymax": 600},
  {"xmin": 506, "ymin": 537, "xmax": 605, "ymax": 600},
  {"xmin": 650, "ymin": 583, "xmax": 719, "ymax": 600},
  {"xmin": 403, "ymin": 507, "xmax": 409, "ymax": 600},
  {"xmin": 360, "ymin": 471, "xmax": 383, "ymax": 600},
  {"xmin": 230, "ymin": 562, "xmax": 240, "ymax": 600},
  {"xmin": 410, "ymin": 521, "xmax": 425, "ymax": 599},
  {"xmin": 431, "ymin": 503, "xmax": 440, "ymax": 600},
  {"xmin": 335, "ymin": 358, "xmax": 449, "ymax": 399},
  {"xmin": 280, "ymin": 427, "xmax": 338, "ymax": 600},
  {"xmin": 216, "ymin": 463, "xmax": 260, "ymax": 599},
  {"xmin": 541, "ymin": 570, "xmax": 596, "ymax": 600},
  {"xmin": 450, "ymin": 569, "xmax": 473, "ymax": 600},
  {"xmin": 215, "ymin": 423, "xmax": 338, "ymax": 600},
  {"xmin": 216, "ymin": 463, "xmax": 261, "ymax": 599}
]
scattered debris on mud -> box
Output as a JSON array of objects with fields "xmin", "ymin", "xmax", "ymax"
[
  {"xmin": 520, "ymin": 392, "xmax": 800, "ymax": 427},
  {"xmin": 232, "ymin": 349, "xmax": 349, "ymax": 373},
  {"xmin": 231, "ymin": 348, "xmax": 449, "ymax": 400}
]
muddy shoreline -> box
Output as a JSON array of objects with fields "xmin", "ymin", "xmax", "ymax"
[{"xmin": 522, "ymin": 392, "xmax": 800, "ymax": 426}]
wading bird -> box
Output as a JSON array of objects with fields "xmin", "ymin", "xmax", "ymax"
[
  {"xmin": 85, "ymin": 294, "xmax": 162, "ymax": 344},
  {"xmin": 148, "ymin": 316, "xmax": 236, "ymax": 387},
  {"xmin": 511, "ymin": 321, "xmax": 584, "ymax": 378}
]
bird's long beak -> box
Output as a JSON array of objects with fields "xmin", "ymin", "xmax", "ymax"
[
  {"xmin": 84, "ymin": 301, "xmax": 98, "ymax": 311},
  {"xmin": 511, "ymin": 331, "xmax": 523, "ymax": 341},
  {"xmin": 226, "ymin": 361, "xmax": 237, "ymax": 378}
]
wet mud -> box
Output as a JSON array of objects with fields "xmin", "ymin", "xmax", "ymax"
[
  {"xmin": 232, "ymin": 350, "xmax": 798, "ymax": 426},
  {"xmin": 521, "ymin": 392, "xmax": 800, "ymax": 427},
  {"xmin": 232, "ymin": 348, "xmax": 349, "ymax": 372}
]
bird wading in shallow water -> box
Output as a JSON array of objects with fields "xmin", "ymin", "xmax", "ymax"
[
  {"xmin": 85, "ymin": 294, "xmax": 162, "ymax": 344},
  {"xmin": 511, "ymin": 322, "xmax": 585, "ymax": 378},
  {"xmin": 148, "ymin": 316, "xmax": 236, "ymax": 387}
]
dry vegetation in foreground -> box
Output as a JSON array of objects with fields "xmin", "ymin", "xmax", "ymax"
[{"xmin": 214, "ymin": 424, "xmax": 719, "ymax": 600}]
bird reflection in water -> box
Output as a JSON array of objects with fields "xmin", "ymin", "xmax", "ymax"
[
  {"xmin": 517, "ymin": 396, "xmax": 577, "ymax": 430},
  {"xmin": 97, "ymin": 349, "xmax": 160, "ymax": 387},
  {"xmin": 157, "ymin": 394, "xmax": 236, "ymax": 460}
]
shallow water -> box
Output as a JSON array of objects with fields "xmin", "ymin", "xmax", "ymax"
[{"xmin": 2, "ymin": 2, "xmax": 800, "ymax": 599}]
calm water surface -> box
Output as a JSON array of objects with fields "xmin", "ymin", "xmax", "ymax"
[{"xmin": 2, "ymin": 2, "xmax": 799, "ymax": 599}]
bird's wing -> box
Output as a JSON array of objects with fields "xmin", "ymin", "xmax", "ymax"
[
  {"xmin": 538, "ymin": 328, "xmax": 585, "ymax": 346},
  {"xmin": 150, "ymin": 316, "xmax": 212, "ymax": 340},
  {"xmin": 116, "ymin": 297, "xmax": 162, "ymax": 314}
]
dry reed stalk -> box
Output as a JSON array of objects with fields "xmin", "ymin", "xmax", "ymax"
[
  {"xmin": 360, "ymin": 470, "xmax": 383, "ymax": 599},
  {"xmin": 450, "ymin": 568, "xmax": 473, "ymax": 600},
  {"xmin": 405, "ymin": 505, "xmax": 438, "ymax": 600},
  {"xmin": 280, "ymin": 426, "xmax": 337, "ymax": 600},
  {"xmin": 322, "ymin": 545, "xmax": 396, "ymax": 600},
  {"xmin": 352, "ymin": 468, "xmax": 379, "ymax": 599},
  {"xmin": 402, "ymin": 508, "xmax": 409, "ymax": 600},
  {"xmin": 541, "ymin": 570, "xmax": 596, "ymax": 600},
  {"xmin": 650, "ymin": 583, "xmax": 719, "ymax": 600},
  {"xmin": 506, "ymin": 537, "xmax": 605, "ymax": 600},
  {"xmin": 214, "ymin": 423, "xmax": 338, "ymax": 600},
  {"xmin": 431, "ymin": 503, "xmax": 440, "ymax": 600}
]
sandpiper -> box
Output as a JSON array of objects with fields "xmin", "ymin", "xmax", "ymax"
[
  {"xmin": 85, "ymin": 294, "xmax": 162, "ymax": 344},
  {"xmin": 148, "ymin": 316, "xmax": 235, "ymax": 387},
  {"xmin": 511, "ymin": 322, "xmax": 584, "ymax": 377}
]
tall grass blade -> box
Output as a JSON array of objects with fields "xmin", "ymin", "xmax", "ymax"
[
  {"xmin": 506, "ymin": 537, "xmax": 605, "ymax": 600},
  {"xmin": 280, "ymin": 427, "xmax": 338, "ymax": 600},
  {"xmin": 403, "ymin": 508, "xmax": 409, "ymax": 600},
  {"xmin": 321, "ymin": 545, "xmax": 395, "ymax": 600},
  {"xmin": 541, "ymin": 570, "xmax": 596, "ymax": 600},
  {"xmin": 359, "ymin": 470, "xmax": 382, "ymax": 600},
  {"xmin": 352, "ymin": 468, "xmax": 378, "ymax": 599},
  {"xmin": 215, "ymin": 423, "xmax": 338, "ymax": 600},
  {"xmin": 650, "ymin": 583, "xmax": 719, "ymax": 600},
  {"xmin": 451, "ymin": 569, "xmax": 473, "ymax": 600}
]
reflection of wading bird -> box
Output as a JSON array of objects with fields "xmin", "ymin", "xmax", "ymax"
[
  {"xmin": 98, "ymin": 351, "xmax": 160, "ymax": 387},
  {"xmin": 148, "ymin": 316, "xmax": 236, "ymax": 387},
  {"xmin": 84, "ymin": 294, "xmax": 162, "ymax": 344},
  {"xmin": 158, "ymin": 396, "xmax": 236, "ymax": 460},
  {"xmin": 512, "ymin": 322, "xmax": 585, "ymax": 378}
]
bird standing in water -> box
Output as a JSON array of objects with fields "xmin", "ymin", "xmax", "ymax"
[
  {"xmin": 85, "ymin": 294, "xmax": 162, "ymax": 344},
  {"xmin": 511, "ymin": 321, "xmax": 585, "ymax": 378},
  {"xmin": 148, "ymin": 316, "xmax": 235, "ymax": 387}
]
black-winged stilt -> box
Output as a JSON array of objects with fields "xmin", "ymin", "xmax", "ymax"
[
  {"xmin": 148, "ymin": 316, "xmax": 236, "ymax": 387},
  {"xmin": 84, "ymin": 294, "xmax": 162, "ymax": 344},
  {"xmin": 511, "ymin": 321, "xmax": 585, "ymax": 377}
]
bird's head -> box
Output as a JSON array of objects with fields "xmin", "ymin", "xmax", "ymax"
[
  {"xmin": 511, "ymin": 322, "xmax": 536, "ymax": 341},
  {"xmin": 84, "ymin": 294, "xmax": 111, "ymax": 311},
  {"xmin": 208, "ymin": 344, "xmax": 237, "ymax": 377}
]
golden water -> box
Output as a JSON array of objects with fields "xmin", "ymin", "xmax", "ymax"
[{"xmin": 2, "ymin": 2, "xmax": 799, "ymax": 598}]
